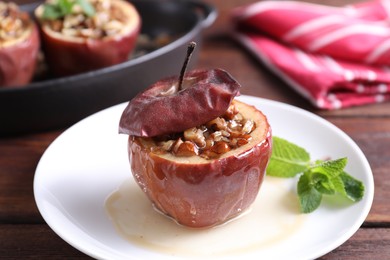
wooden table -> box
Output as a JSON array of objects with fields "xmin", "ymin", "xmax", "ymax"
[{"xmin": 1, "ymin": 0, "xmax": 389, "ymax": 259}]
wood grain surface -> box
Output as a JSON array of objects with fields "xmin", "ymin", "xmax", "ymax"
[{"xmin": 1, "ymin": 0, "xmax": 389, "ymax": 259}]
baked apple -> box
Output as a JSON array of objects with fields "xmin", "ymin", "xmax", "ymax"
[
  {"xmin": 35, "ymin": 0, "xmax": 141, "ymax": 76},
  {"xmin": 0, "ymin": 2, "xmax": 40, "ymax": 87},
  {"xmin": 119, "ymin": 44, "xmax": 272, "ymax": 228}
]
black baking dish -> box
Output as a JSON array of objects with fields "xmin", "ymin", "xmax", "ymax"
[{"xmin": 0, "ymin": 0, "xmax": 216, "ymax": 135}]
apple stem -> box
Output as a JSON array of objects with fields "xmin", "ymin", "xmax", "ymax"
[{"xmin": 178, "ymin": 42, "xmax": 196, "ymax": 91}]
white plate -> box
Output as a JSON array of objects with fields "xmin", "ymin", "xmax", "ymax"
[{"xmin": 34, "ymin": 95, "xmax": 374, "ymax": 260}]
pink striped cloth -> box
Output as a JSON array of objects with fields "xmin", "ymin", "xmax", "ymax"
[{"xmin": 231, "ymin": 0, "xmax": 390, "ymax": 109}]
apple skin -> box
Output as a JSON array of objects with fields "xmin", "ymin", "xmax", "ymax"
[
  {"xmin": 127, "ymin": 100, "xmax": 272, "ymax": 228},
  {"xmin": 35, "ymin": 0, "xmax": 141, "ymax": 77},
  {"xmin": 119, "ymin": 68, "xmax": 241, "ymax": 137},
  {"xmin": 0, "ymin": 23, "xmax": 40, "ymax": 87}
]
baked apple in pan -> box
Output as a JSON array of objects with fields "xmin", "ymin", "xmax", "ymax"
[
  {"xmin": 0, "ymin": 2, "xmax": 40, "ymax": 87},
  {"xmin": 119, "ymin": 44, "xmax": 272, "ymax": 228},
  {"xmin": 35, "ymin": 0, "xmax": 140, "ymax": 76}
]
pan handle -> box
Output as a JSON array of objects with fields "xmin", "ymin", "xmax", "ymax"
[{"xmin": 187, "ymin": 1, "xmax": 218, "ymax": 28}]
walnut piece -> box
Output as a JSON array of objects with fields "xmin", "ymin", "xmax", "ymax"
[
  {"xmin": 153, "ymin": 103, "xmax": 256, "ymax": 159},
  {"xmin": 0, "ymin": 2, "xmax": 30, "ymax": 43},
  {"xmin": 45, "ymin": 0, "xmax": 127, "ymax": 39}
]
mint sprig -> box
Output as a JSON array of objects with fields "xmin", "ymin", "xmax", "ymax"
[
  {"xmin": 267, "ymin": 137, "xmax": 365, "ymax": 213},
  {"xmin": 266, "ymin": 137, "xmax": 310, "ymax": 177},
  {"xmin": 42, "ymin": 0, "xmax": 95, "ymax": 20}
]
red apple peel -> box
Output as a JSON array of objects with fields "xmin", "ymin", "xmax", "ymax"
[
  {"xmin": 0, "ymin": 18, "xmax": 40, "ymax": 87},
  {"xmin": 119, "ymin": 68, "xmax": 241, "ymax": 137}
]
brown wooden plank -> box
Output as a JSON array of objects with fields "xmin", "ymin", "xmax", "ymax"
[
  {"xmin": 320, "ymin": 227, "xmax": 390, "ymax": 259},
  {"xmin": 0, "ymin": 224, "xmax": 90, "ymax": 259},
  {"xmin": 326, "ymin": 118, "xmax": 390, "ymax": 223},
  {"xmin": 0, "ymin": 224, "xmax": 388, "ymax": 259},
  {"xmin": 0, "ymin": 131, "xmax": 61, "ymax": 224}
]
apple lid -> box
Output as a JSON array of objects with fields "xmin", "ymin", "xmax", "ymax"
[{"xmin": 119, "ymin": 68, "xmax": 240, "ymax": 137}]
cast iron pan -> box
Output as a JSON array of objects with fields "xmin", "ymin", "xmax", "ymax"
[{"xmin": 0, "ymin": 0, "xmax": 216, "ymax": 135}]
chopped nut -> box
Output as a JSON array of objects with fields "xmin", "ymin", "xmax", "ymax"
[
  {"xmin": 210, "ymin": 131, "xmax": 223, "ymax": 142},
  {"xmin": 49, "ymin": 20, "xmax": 62, "ymax": 31},
  {"xmin": 220, "ymin": 130, "xmax": 230, "ymax": 137},
  {"xmin": 62, "ymin": 28, "xmax": 78, "ymax": 37},
  {"xmin": 152, "ymin": 105, "xmax": 256, "ymax": 159},
  {"xmin": 205, "ymin": 138, "xmax": 214, "ymax": 149},
  {"xmin": 206, "ymin": 117, "xmax": 227, "ymax": 131},
  {"xmin": 155, "ymin": 33, "xmax": 172, "ymax": 46},
  {"xmin": 0, "ymin": 2, "xmax": 29, "ymax": 43},
  {"xmin": 72, "ymin": 4, "xmax": 83, "ymax": 14},
  {"xmin": 93, "ymin": 12, "xmax": 110, "ymax": 28},
  {"xmin": 184, "ymin": 127, "xmax": 206, "ymax": 148},
  {"xmin": 63, "ymin": 14, "xmax": 84, "ymax": 29},
  {"xmin": 236, "ymin": 138, "xmax": 249, "ymax": 147},
  {"xmin": 175, "ymin": 141, "xmax": 198, "ymax": 157},
  {"xmin": 80, "ymin": 28, "xmax": 95, "ymax": 37},
  {"xmin": 172, "ymin": 138, "xmax": 184, "ymax": 154},
  {"xmin": 105, "ymin": 20, "xmax": 123, "ymax": 30},
  {"xmin": 242, "ymin": 120, "xmax": 255, "ymax": 134},
  {"xmin": 233, "ymin": 113, "xmax": 243, "ymax": 121},
  {"xmin": 212, "ymin": 142, "xmax": 230, "ymax": 154},
  {"xmin": 42, "ymin": 0, "xmax": 127, "ymax": 39},
  {"xmin": 157, "ymin": 140, "xmax": 175, "ymax": 152},
  {"xmin": 224, "ymin": 104, "xmax": 239, "ymax": 120},
  {"xmin": 228, "ymin": 119, "xmax": 241, "ymax": 131}
]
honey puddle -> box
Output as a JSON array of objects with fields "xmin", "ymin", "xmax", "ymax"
[{"xmin": 105, "ymin": 176, "xmax": 307, "ymax": 257}]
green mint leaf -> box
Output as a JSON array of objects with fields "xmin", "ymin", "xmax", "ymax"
[
  {"xmin": 267, "ymin": 137, "xmax": 311, "ymax": 177},
  {"xmin": 305, "ymin": 158, "xmax": 348, "ymax": 195},
  {"xmin": 76, "ymin": 0, "xmax": 95, "ymax": 17},
  {"xmin": 58, "ymin": 0, "xmax": 74, "ymax": 15},
  {"xmin": 328, "ymin": 175, "xmax": 346, "ymax": 196},
  {"xmin": 297, "ymin": 172, "xmax": 322, "ymax": 213},
  {"xmin": 339, "ymin": 171, "xmax": 365, "ymax": 202},
  {"xmin": 311, "ymin": 172, "xmax": 336, "ymax": 195},
  {"xmin": 42, "ymin": 0, "xmax": 95, "ymax": 20},
  {"xmin": 42, "ymin": 3, "xmax": 63, "ymax": 20},
  {"xmin": 309, "ymin": 158, "xmax": 348, "ymax": 179}
]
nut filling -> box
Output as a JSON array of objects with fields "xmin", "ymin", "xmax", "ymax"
[
  {"xmin": 44, "ymin": 0, "xmax": 127, "ymax": 39},
  {"xmin": 0, "ymin": 2, "xmax": 30, "ymax": 43},
  {"xmin": 151, "ymin": 103, "xmax": 256, "ymax": 159}
]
